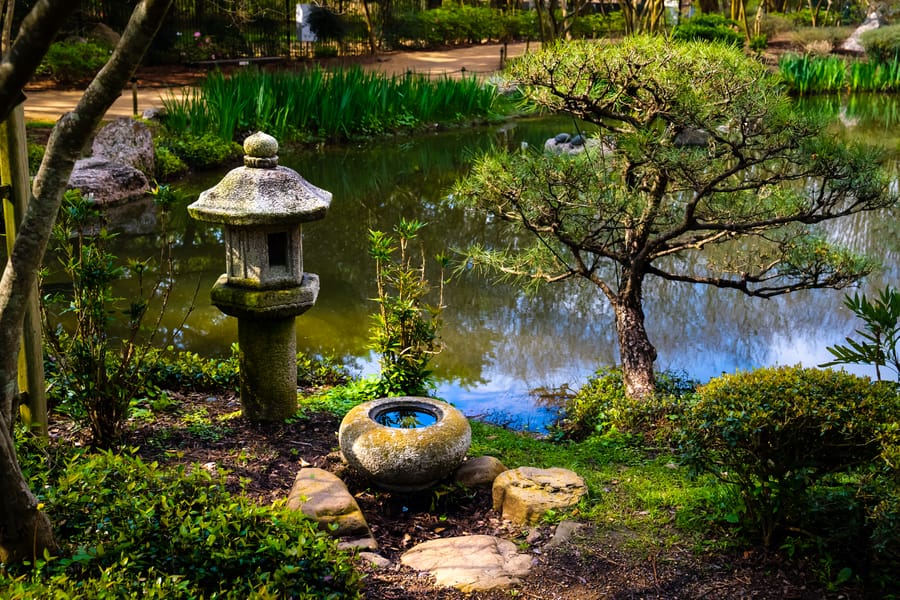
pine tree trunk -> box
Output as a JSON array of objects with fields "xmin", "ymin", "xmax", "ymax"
[{"xmin": 613, "ymin": 290, "xmax": 657, "ymax": 400}]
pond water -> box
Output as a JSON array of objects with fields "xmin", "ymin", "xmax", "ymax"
[{"xmin": 25, "ymin": 102, "xmax": 900, "ymax": 431}]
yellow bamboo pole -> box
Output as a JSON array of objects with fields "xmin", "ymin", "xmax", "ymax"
[{"xmin": 1, "ymin": 103, "xmax": 48, "ymax": 437}]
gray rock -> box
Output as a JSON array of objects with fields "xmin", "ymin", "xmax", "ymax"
[
  {"xmin": 141, "ymin": 107, "xmax": 165, "ymax": 121},
  {"xmin": 92, "ymin": 117, "xmax": 155, "ymax": 175},
  {"xmin": 401, "ymin": 535, "xmax": 532, "ymax": 592},
  {"xmin": 674, "ymin": 127, "xmax": 709, "ymax": 147},
  {"xmin": 546, "ymin": 520, "xmax": 585, "ymax": 548},
  {"xmin": 455, "ymin": 455, "xmax": 508, "ymax": 488},
  {"xmin": 286, "ymin": 468, "xmax": 377, "ymax": 549},
  {"xmin": 840, "ymin": 12, "xmax": 882, "ymax": 55},
  {"xmin": 67, "ymin": 157, "xmax": 149, "ymax": 206},
  {"xmin": 358, "ymin": 551, "xmax": 392, "ymax": 569},
  {"xmin": 492, "ymin": 466, "xmax": 588, "ymax": 525}
]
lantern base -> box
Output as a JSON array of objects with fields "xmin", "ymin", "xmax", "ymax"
[{"xmin": 210, "ymin": 273, "xmax": 319, "ymax": 320}]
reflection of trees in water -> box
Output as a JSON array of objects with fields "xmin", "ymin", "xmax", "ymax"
[{"xmin": 85, "ymin": 118, "xmax": 899, "ymax": 396}]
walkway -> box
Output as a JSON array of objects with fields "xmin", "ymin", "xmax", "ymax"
[{"xmin": 22, "ymin": 42, "xmax": 537, "ymax": 122}]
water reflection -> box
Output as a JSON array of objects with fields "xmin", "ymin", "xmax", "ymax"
[{"xmin": 16, "ymin": 106, "xmax": 900, "ymax": 430}]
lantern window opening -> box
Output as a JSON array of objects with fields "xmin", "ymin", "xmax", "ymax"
[{"xmin": 268, "ymin": 231, "xmax": 289, "ymax": 267}]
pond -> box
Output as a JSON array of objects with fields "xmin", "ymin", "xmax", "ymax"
[{"xmin": 25, "ymin": 104, "xmax": 900, "ymax": 431}]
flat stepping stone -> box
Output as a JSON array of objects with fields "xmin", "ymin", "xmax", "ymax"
[
  {"xmin": 286, "ymin": 467, "xmax": 376, "ymax": 549},
  {"xmin": 492, "ymin": 466, "xmax": 587, "ymax": 525},
  {"xmin": 401, "ymin": 535, "xmax": 532, "ymax": 592}
]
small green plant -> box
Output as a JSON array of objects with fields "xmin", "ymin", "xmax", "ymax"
[
  {"xmin": 679, "ymin": 366, "xmax": 899, "ymax": 548},
  {"xmin": 861, "ymin": 24, "xmax": 900, "ymax": 64},
  {"xmin": 156, "ymin": 131, "xmax": 242, "ymax": 170},
  {"xmin": 368, "ymin": 219, "xmax": 446, "ymax": 397},
  {"xmin": 822, "ymin": 286, "xmax": 900, "ymax": 381},
  {"xmin": 153, "ymin": 142, "xmax": 188, "ymax": 180},
  {"xmin": 41, "ymin": 188, "xmax": 177, "ymax": 447}
]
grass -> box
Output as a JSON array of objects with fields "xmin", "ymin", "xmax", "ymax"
[
  {"xmin": 467, "ymin": 420, "xmax": 726, "ymax": 547},
  {"xmin": 161, "ymin": 66, "xmax": 511, "ymax": 144}
]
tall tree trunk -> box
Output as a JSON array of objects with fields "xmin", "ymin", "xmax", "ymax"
[
  {"xmin": 0, "ymin": 0, "xmax": 173, "ymax": 564},
  {"xmin": 613, "ymin": 287, "xmax": 657, "ymax": 400}
]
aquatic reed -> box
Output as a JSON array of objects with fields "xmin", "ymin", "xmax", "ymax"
[
  {"xmin": 161, "ymin": 66, "xmax": 502, "ymax": 143},
  {"xmin": 779, "ymin": 54, "xmax": 900, "ymax": 94}
]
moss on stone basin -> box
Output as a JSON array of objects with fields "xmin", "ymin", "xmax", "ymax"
[{"xmin": 339, "ymin": 397, "xmax": 471, "ymax": 492}]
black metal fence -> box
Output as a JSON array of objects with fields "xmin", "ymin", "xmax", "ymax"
[{"xmin": 72, "ymin": 0, "xmax": 376, "ymax": 61}]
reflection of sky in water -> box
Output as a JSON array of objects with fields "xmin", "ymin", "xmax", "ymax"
[{"xmin": 39, "ymin": 113, "xmax": 897, "ymax": 433}]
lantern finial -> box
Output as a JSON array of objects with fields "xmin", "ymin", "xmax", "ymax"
[{"xmin": 244, "ymin": 131, "xmax": 279, "ymax": 168}]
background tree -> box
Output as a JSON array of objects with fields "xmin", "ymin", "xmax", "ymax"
[
  {"xmin": 0, "ymin": 0, "xmax": 172, "ymax": 564},
  {"xmin": 453, "ymin": 37, "xmax": 897, "ymax": 400}
]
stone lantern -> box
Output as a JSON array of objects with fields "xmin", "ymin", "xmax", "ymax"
[{"xmin": 188, "ymin": 132, "xmax": 331, "ymax": 421}]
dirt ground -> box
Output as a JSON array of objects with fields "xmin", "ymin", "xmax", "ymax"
[{"xmin": 110, "ymin": 392, "xmax": 847, "ymax": 600}]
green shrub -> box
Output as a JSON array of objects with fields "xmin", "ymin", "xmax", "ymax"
[
  {"xmin": 862, "ymin": 24, "xmax": 900, "ymax": 64},
  {"xmin": 153, "ymin": 143, "xmax": 188, "ymax": 180},
  {"xmin": 157, "ymin": 131, "xmax": 241, "ymax": 170},
  {"xmin": 42, "ymin": 189, "xmax": 175, "ymax": 447},
  {"xmin": 3, "ymin": 451, "xmax": 361, "ymax": 599},
  {"xmin": 749, "ymin": 34, "xmax": 768, "ymax": 52},
  {"xmin": 35, "ymin": 40, "xmax": 112, "ymax": 85},
  {"xmin": 679, "ymin": 366, "xmax": 899, "ymax": 548},
  {"xmin": 672, "ymin": 13, "xmax": 743, "ymax": 47},
  {"xmin": 313, "ymin": 43, "xmax": 339, "ymax": 58},
  {"xmin": 137, "ymin": 346, "xmax": 350, "ymax": 392},
  {"xmin": 552, "ymin": 368, "xmax": 696, "ymax": 441}
]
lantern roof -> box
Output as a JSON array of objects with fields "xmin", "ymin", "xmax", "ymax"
[{"xmin": 188, "ymin": 132, "xmax": 331, "ymax": 227}]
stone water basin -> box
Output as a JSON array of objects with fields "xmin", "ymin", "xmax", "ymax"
[{"xmin": 338, "ymin": 397, "xmax": 471, "ymax": 492}]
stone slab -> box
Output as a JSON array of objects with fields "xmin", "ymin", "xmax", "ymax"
[{"xmin": 401, "ymin": 535, "xmax": 532, "ymax": 592}]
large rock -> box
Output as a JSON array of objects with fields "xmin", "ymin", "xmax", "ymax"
[
  {"xmin": 92, "ymin": 117, "xmax": 155, "ymax": 176},
  {"xmin": 67, "ymin": 157, "xmax": 149, "ymax": 206},
  {"xmin": 492, "ymin": 466, "xmax": 587, "ymax": 525},
  {"xmin": 401, "ymin": 535, "xmax": 532, "ymax": 592},
  {"xmin": 286, "ymin": 468, "xmax": 376, "ymax": 550}
]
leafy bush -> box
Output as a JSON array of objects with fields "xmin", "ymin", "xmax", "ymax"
[
  {"xmin": 2, "ymin": 451, "xmax": 361, "ymax": 599},
  {"xmin": 156, "ymin": 131, "xmax": 242, "ymax": 170},
  {"xmin": 137, "ymin": 346, "xmax": 350, "ymax": 392},
  {"xmin": 862, "ymin": 24, "xmax": 900, "ymax": 64},
  {"xmin": 672, "ymin": 14, "xmax": 743, "ymax": 47},
  {"xmin": 35, "ymin": 40, "xmax": 111, "ymax": 85},
  {"xmin": 679, "ymin": 366, "xmax": 899, "ymax": 547},
  {"xmin": 552, "ymin": 368, "xmax": 696, "ymax": 441},
  {"xmin": 27, "ymin": 142, "xmax": 44, "ymax": 175}
]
